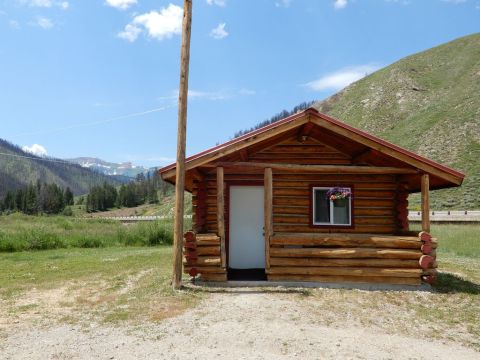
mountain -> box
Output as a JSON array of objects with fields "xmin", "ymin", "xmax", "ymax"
[
  {"xmin": 0, "ymin": 139, "xmax": 123, "ymax": 197},
  {"xmin": 67, "ymin": 157, "xmax": 148, "ymax": 178},
  {"xmin": 311, "ymin": 33, "xmax": 480, "ymax": 209}
]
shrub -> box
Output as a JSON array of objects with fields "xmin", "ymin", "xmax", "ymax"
[
  {"xmin": 62, "ymin": 207, "xmax": 73, "ymax": 217},
  {"xmin": 24, "ymin": 228, "xmax": 66, "ymax": 250},
  {"xmin": 73, "ymin": 236, "xmax": 105, "ymax": 248}
]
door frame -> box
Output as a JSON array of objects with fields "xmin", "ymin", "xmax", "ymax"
[{"xmin": 225, "ymin": 181, "xmax": 264, "ymax": 270}]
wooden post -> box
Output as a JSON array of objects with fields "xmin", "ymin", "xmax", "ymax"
[
  {"xmin": 217, "ymin": 167, "xmax": 226, "ymax": 268},
  {"xmin": 421, "ymin": 174, "xmax": 430, "ymax": 233},
  {"xmin": 264, "ymin": 167, "xmax": 273, "ymax": 269},
  {"xmin": 172, "ymin": 0, "xmax": 193, "ymax": 290}
]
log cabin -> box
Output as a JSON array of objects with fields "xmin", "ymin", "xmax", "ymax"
[{"xmin": 159, "ymin": 108, "xmax": 464, "ymax": 286}]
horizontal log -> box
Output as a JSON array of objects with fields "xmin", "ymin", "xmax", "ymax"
[
  {"xmin": 273, "ymin": 206, "xmax": 309, "ymax": 215},
  {"xmin": 196, "ymin": 246, "xmax": 220, "ymax": 256},
  {"xmin": 254, "ymin": 151, "xmax": 345, "ymax": 158},
  {"xmin": 272, "ymin": 181, "xmax": 397, "ymax": 190},
  {"xmin": 273, "ymin": 188, "xmax": 395, "ymax": 198},
  {"xmin": 267, "ymin": 266, "xmax": 422, "ymax": 278},
  {"xmin": 273, "ymin": 225, "xmax": 397, "ymax": 234},
  {"xmin": 249, "ymin": 158, "xmax": 352, "ymax": 165},
  {"xmin": 259, "ymin": 145, "xmax": 344, "ymax": 153},
  {"xmin": 267, "ymin": 274, "xmax": 421, "ymax": 286},
  {"xmin": 189, "ymin": 256, "xmax": 221, "ymax": 266},
  {"xmin": 200, "ymin": 273, "xmax": 228, "ymax": 282},
  {"xmin": 214, "ymin": 162, "xmax": 418, "ymax": 174},
  {"xmin": 354, "ymin": 218, "xmax": 396, "ymax": 225},
  {"xmin": 270, "ymin": 247, "xmax": 422, "ymax": 259},
  {"xmin": 269, "ymin": 257, "xmax": 421, "ymax": 268},
  {"xmin": 184, "ymin": 266, "xmax": 226, "ymax": 274},
  {"xmin": 272, "ymin": 197, "xmax": 394, "ymax": 207},
  {"xmin": 272, "ymin": 215, "xmax": 396, "ymax": 226},
  {"xmin": 270, "ymin": 233, "xmax": 422, "ymax": 249},
  {"xmin": 272, "ymin": 174, "xmax": 395, "ymax": 182},
  {"xmin": 196, "ymin": 234, "xmax": 220, "ymax": 246},
  {"xmin": 195, "ymin": 233, "xmax": 219, "ymax": 240}
]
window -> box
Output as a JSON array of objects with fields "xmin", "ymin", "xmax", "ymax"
[{"xmin": 312, "ymin": 187, "xmax": 352, "ymax": 226}]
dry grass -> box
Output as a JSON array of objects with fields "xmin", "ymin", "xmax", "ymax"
[{"xmin": 0, "ymin": 247, "xmax": 202, "ymax": 329}]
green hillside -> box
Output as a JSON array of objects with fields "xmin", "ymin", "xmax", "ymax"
[
  {"xmin": 314, "ymin": 33, "xmax": 480, "ymax": 209},
  {"xmin": 0, "ymin": 139, "xmax": 123, "ymax": 198}
]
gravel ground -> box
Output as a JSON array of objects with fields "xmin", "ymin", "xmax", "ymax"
[{"xmin": 1, "ymin": 289, "xmax": 478, "ymax": 360}]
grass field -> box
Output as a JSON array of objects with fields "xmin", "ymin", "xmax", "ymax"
[
  {"xmin": 0, "ymin": 213, "xmax": 192, "ymax": 252},
  {"xmin": 0, "ymin": 219, "xmax": 478, "ymax": 350}
]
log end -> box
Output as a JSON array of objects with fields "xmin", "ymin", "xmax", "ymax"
[
  {"xmin": 419, "ymin": 231, "xmax": 432, "ymax": 242},
  {"xmin": 419, "ymin": 255, "xmax": 434, "ymax": 269},
  {"xmin": 184, "ymin": 231, "xmax": 196, "ymax": 242},
  {"xmin": 421, "ymin": 243, "xmax": 433, "ymax": 255}
]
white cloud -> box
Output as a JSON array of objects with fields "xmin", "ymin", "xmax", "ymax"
[
  {"xmin": 28, "ymin": 0, "xmax": 53, "ymax": 7},
  {"xmin": 22, "ymin": 144, "xmax": 48, "ymax": 157},
  {"xmin": 188, "ymin": 89, "xmax": 230, "ymax": 100},
  {"xmin": 206, "ymin": 0, "xmax": 226, "ymax": 6},
  {"xmin": 118, "ymin": 4, "xmax": 183, "ymax": 42},
  {"xmin": 239, "ymin": 88, "xmax": 256, "ymax": 96},
  {"xmin": 36, "ymin": 16, "xmax": 54, "ymax": 29},
  {"xmin": 105, "ymin": 0, "xmax": 137, "ymax": 10},
  {"xmin": 304, "ymin": 64, "xmax": 380, "ymax": 92},
  {"xmin": 275, "ymin": 0, "xmax": 292, "ymax": 7},
  {"xmin": 158, "ymin": 89, "xmax": 232, "ymax": 102},
  {"xmin": 334, "ymin": 0, "xmax": 348, "ymax": 9},
  {"xmin": 210, "ymin": 22, "xmax": 228, "ymax": 39},
  {"xmin": 118, "ymin": 24, "xmax": 142, "ymax": 42},
  {"xmin": 19, "ymin": 0, "xmax": 69, "ymax": 9}
]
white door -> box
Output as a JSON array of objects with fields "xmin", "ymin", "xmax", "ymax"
[{"xmin": 229, "ymin": 186, "xmax": 265, "ymax": 269}]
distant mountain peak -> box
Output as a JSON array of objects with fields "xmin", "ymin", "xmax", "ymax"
[{"xmin": 67, "ymin": 157, "xmax": 147, "ymax": 178}]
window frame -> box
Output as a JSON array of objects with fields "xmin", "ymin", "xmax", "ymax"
[{"xmin": 310, "ymin": 185, "xmax": 354, "ymax": 228}]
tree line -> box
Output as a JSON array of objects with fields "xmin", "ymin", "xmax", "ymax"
[
  {"xmin": 233, "ymin": 100, "xmax": 316, "ymax": 138},
  {"xmin": 84, "ymin": 171, "xmax": 172, "ymax": 212},
  {"xmin": 1, "ymin": 181, "xmax": 74, "ymax": 215}
]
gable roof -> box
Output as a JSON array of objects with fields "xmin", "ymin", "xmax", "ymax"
[{"xmin": 160, "ymin": 108, "xmax": 464, "ymax": 191}]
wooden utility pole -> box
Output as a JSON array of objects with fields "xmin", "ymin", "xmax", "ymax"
[{"xmin": 172, "ymin": 0, "xmax": 193, "ymax": 289}]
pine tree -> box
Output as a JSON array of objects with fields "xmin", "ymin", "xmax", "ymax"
[{"xmin": 65, "ymin": 187, "xmax": 74, "ymax": 206}]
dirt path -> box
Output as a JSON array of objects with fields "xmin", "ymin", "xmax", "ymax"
[{"xmin": 1, "ymin": 290, "xmax": 478, "ymax": 360}]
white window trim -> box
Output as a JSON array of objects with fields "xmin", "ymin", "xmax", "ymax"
[{"xmin": 312, "ymin": 187, "xmax": 352, "ymax": 226}]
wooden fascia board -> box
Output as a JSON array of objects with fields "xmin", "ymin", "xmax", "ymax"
[
  {"xmin": 309, "ymin": 117, "xmax": 463, "ymax": 185},
  {"xmin": 162, "ymin": 115, "xmax": 310, "ymax": 180}
]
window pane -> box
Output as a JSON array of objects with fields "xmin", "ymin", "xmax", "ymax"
[
  {"xmin": 314, "ymin": 189, "xmax": 330, "ymax": 223},
  {"xmin": 332, "ymin": 198, "xmax": 350, "ymax": 225}
]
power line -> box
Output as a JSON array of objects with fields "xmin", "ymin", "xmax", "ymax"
[
  {"xmin": 15, "ymin": 105, "xmax": 176, "ymax": 137},
  {"xmin": 0, "ymin": 152, "xmax": 75, "ymax": 165}
]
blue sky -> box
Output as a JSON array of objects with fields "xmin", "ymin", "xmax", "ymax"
[{"xmin": 1, "ymin": 0, "xmax": 479, "ymax": 167}]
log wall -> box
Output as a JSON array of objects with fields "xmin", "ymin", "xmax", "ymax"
[
  {"xmin": 267, "ymin": 232, "xmax": 438, "ymax": 285},
  {"xmin": 192, "ymin": 173, "xmax": 400, "ymax": 235},
  {"xmin": 183, "ymin": 232, "xmax": 227, "ymax": 281},
  {"xmin": 185, "ymin": 136, "xmax": 437, "ymax": 285}
]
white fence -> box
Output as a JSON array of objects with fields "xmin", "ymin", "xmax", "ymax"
[
  {"xmin": 408, "ymin": 210, "xmax": 480, "ymax": 222},
  {"xmin": 83, "ymin": 215, "xmax": 192, "ymax": 222}
]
